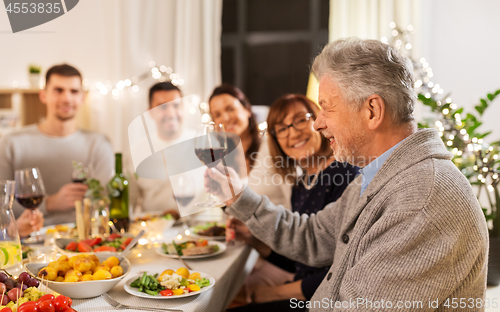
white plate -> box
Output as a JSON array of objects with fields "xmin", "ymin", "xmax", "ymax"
[
  {"xmin": 155, "ymin": 241, "xmax": 226, "ymax": 259},
  {"xmin": 23, "ymin": 223, "xmax": 76, "ymax": 244},
  {"xmin": 187, "ymin": 232, "xmax": 225, "ymax": 241},
  {"xmin": 123, "ymin": 272, "xmax": 216, "ymax": 299}
]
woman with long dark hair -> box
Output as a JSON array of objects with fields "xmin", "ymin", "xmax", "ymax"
[{"xmin": 208, "ymin": 84, "xmax": 291, "ymax": 209}]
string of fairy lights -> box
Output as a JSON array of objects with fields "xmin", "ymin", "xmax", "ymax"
[{"xmin": 386, "ymin": 23, "xmax": 499, "ymax": 206}]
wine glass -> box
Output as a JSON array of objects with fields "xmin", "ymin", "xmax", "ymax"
[
  {"xmin": 72, "ymin": 162, "xmax": 90, "ymax": 183},
  {"xmin": 14, "ymin": 168, "xmax": 46, "ymax": 241},
  {"xmin": 175, "ymin": 174, "xmax": 196, "ymax": 210},
  {"xmin": 194, "ymin": 122, "xmax": 228, "ymax": 208}
]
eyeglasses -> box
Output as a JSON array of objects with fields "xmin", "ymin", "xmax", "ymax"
[{"xmin": 270, "ymin": 113, "xmax": 312, "ymax": 139}]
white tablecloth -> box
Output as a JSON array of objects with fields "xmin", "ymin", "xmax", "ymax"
[{"xmin": 67, "ymin": 231, "xmax": 258, "ymax": 312}]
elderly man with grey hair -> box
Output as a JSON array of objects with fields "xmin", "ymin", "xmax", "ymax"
[{"xmin": 208, "ymin": 37, "xmax": 488, "ymax": 311}]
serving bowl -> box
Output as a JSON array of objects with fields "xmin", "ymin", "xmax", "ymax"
[{"xmin": 25, "ymin": 252, "xmax": 131, "ymax": 299}]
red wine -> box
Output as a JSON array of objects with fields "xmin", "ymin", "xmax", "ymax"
[
  {"xmin": 72, "ymin": 178, "xmax": 86, "ymax": 183},
  {"xmin": 195, "ymin": 148, "xmax": 228, "ymax": 168},
  {"xmin": 176, "ymin": 195, "xmax": 194, "ymax": 206},
  {"xmin": 16, "ymin": 195, "xmax": 44, "ymax": 209}
]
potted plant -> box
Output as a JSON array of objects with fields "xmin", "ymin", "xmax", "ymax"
[{"xmin": 28, "ymin": 65, "xmax": 41, "ymax": 89}]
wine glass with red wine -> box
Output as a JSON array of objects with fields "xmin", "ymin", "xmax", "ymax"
[
  {"xmin": 14, "ymin": 167, "xmax": 46, "ymax": 241},
  {"xmin": 194, "ymin": 122, "xmax": 228, "ymax": 208}
]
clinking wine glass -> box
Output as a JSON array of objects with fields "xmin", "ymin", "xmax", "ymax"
[
  {"xmin": 14, "ymin": 167, "xmax": 46, "ymax": 241},
  {"xmin": 194, "ymin": 122, "xmax": 228, "ymax": 208}
]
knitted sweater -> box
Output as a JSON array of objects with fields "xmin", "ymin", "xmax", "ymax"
[
  {"xmin": 0, "ymin": 125, "xmax": 114, "ymax": 225},
  {"xmin": 227, "ymin": 128, "xmax": 488, "ymax": 311}
]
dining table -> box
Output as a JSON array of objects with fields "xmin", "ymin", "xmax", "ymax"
[{"xmin": 27, "ymin": 225, "xmax": 259, "ymax": 312}]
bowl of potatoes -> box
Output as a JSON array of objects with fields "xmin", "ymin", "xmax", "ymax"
[{"xmin": 25, "ymin": 252, "xmax": 130, "ymax": 298}]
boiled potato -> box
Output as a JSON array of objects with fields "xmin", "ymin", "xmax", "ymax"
[
  {"xmin": 105, "ymin": 256, "xmax": 119, "ymax": 268},
  {"xmin": 93, "ymin": 270, "xmax": 112, "ymax": 280},
  {"xmin": 38, "ymin": 267, "xmax": 57, "ymax": 281},
  {"xmin": 110, "ymin": 266, "xmax": 123, "ymax": 278},
  {"xmin": 74, "ymin": 258, "xmax": 93, "ymax": 272}
]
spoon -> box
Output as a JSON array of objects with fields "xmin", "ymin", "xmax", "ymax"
[{"xmin": 118, "ymin": 230, "xmax": 145, "ymax": 261}]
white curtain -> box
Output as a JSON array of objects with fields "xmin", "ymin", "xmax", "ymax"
[
  {"xmin": 0, "ymin": 0, "xmax": 222, "ymax": 152},
  {"xmin": 308, "ymin": 0, "xmax": 430, "ymax": 115},
  {"xmin": 329, "ymin": 0, "xmax": 429, "ymax": 58},
  {"xmin": 90, "ymin": 0, "xmax": 223, "ymax": 152}
]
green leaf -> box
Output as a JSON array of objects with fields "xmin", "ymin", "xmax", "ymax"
[
  {"xmin": 480, "ymin": 99, "xmax": 488, "ymax": 107},
  {"xmin": 475, "ymin": 106, "xmax": 485, "ymax": 115},
  {"xmin": 495, "ymin": 89, "xmax": 500, "ymax": 96},
  {"xmin": 454, "ymin": 108, "xmax": 464, "ymax": 115},
  {"xmin": 417, "ymin": 122, "xmax": 428, "ymax": 129},
  {"xmin": 487, "ymin": 93, "xmax": 495, "ymax": 101},
  {"xmin": 476, "ymin": 131, "xmax": 492, "ymax": 139}
]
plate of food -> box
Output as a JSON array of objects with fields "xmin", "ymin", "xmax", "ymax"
[
  {"xmin": 129, "ymin": 210, "xmax": 178, "ymax": 238},
  {"xmin": 156, "ymin": 239, "xmax": 226, "ymax": 259},
  {"xmin": 22, "ymin": 223, "xmax": 77, "ymax": 244},
  {"xmin": 54, "ymin": 233, "xmax": 135, "ymax": 254},
  {"xmin": 123, "ymin": 268, "xmax": 215, "ymax": 299},
  {"xmin": 188, "ymin": 222, "xmax": 226, "ymax": 241}
]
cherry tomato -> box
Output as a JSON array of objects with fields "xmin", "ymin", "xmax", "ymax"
[
  {"xmin": 62, "ymin": 309, "xmax": 75, "ymax": 312},
  {"xmin": 66, "ymin": 297, "xmax": 73, "ymax": 307},
  {"xmin": 18, "ymin": 301, "xmax": 38, "ymax": 312},
  {"xmin": 53, "ymin": 295, "xmax": 69, "ymax": 311},
  {"xmin": 64, "ymin": 242, "xmax": 77, "ymax": 251},
  {"xmin": 77, "ymin": 241, "xmax": 92, "ymax": 253},
  {"xmin": 37, "ymin": 294, "xmax": 55, "ymax": 303},
  {"xmin": 0, "ymin": 307, "xmax": 13, "ymax": 312},
  {"xmin": 160, "ymin": 289, "xmax": 174, "ymax": 296},
  {"xmin": 37, "ymin": 301, "xmax": 55, "ymax": 312}
]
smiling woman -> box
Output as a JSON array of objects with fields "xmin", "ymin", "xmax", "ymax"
[{"xmin": 208, "ymin": 84, "xmax": 291, "ymax": 209}]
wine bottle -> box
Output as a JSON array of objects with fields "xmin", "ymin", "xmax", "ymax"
[{"xmin": 108, "ymin": 153, "xmax": 130, "ymax": 233}]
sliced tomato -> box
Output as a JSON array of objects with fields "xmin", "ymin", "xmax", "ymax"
[
  {"xmin": 82, "ymin": 238, "xmax": 102, "ymax": 247},
  {"xmin": 160, "ymin": 289, "xmax": 174, "ymax": 296},
  {"xmin": 77, "ymin": 241, "xmax": 92, "ymax": 253},
  {"xmin": 65, "ymin": 241, "xmax": 77, "ymax": 251},
  {"xmin": 93, "ymin": 246, "xmax": 117, "ymax": 252},
  {"xmin": 107, "ymin": 233, "xmax": 122, "ymax": 241},
  {"xmin": 120, "ymin": 237, "xmax": 134, "ymax": 250},
  {"xmin": 195, "ymin": 239, "xmax": 208, "ymax": 247}
]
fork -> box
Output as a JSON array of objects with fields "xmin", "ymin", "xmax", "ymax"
[{"xmin": 102, "ymin": 293, "xmax": 183, "ymax": 312}]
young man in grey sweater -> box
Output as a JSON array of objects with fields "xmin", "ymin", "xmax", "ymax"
[
  {"xmin": 0, "ymin": 64, "xmax": 113, "ymax": 226},
  {"xmin": 208, "ymin": 38, "xmax": 488, "ymax": 311}
]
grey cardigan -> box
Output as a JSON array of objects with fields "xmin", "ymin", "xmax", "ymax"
[{"xmin": 227, "ymin": 129, "xmax": 488, "ymax": 311}]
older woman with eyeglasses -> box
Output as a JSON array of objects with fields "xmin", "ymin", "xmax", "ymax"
[{"xmin": 226, "ymin": 94, "xmax": 358, "ymax": 311}]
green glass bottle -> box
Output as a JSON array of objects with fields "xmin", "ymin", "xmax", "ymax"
[{"xmin": 108, "ymin": 153, "xmax": 129, "ymax": 233}]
